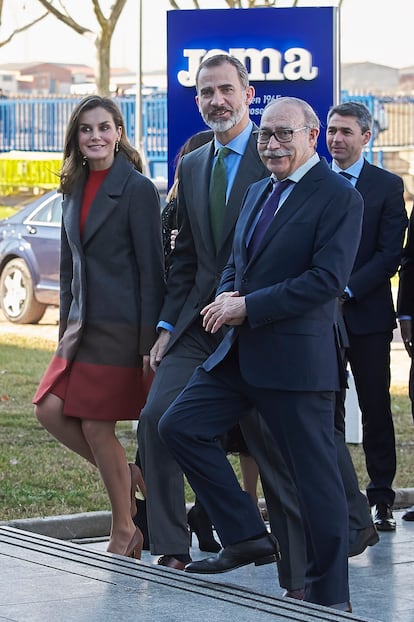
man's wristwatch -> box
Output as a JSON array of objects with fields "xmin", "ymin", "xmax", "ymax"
[{"xmin": 340, "ymin": 290, "xmax": 351, "ymax": 303}]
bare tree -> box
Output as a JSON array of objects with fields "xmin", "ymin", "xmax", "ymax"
[
  {"xmin": 35, "ymin": 0, "xmax": 127, "ymax": 95},
  {"xmin": 0, "ymin": 2, "xmax": 48, "ymax": 49},
  {"xmin": 167, "ymin": 1, "xmax": 344, "ymax": 8},
  {"xmin": 167, "ymin": 1, "xmax": 281, "ymax": 7}
]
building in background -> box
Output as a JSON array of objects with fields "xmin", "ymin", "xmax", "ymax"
[{"xmin": 0, "ymin": 62, "xmax": 166, "ymax": 97}]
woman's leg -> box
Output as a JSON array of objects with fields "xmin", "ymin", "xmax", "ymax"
[
  {"xmin": 35, "ymin": 394, "xmax": 96, "ymax": 464},
  {"xmin": 82, "ymin": 419, "xmax": 139, "ymax": 556},
  {"xmin": 36, "ymin": 397, "xmax": 140, "ymax": 556}
]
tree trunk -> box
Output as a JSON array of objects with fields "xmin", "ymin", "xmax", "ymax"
[{"xmin": 95, "ymin": 31, "xmax": 111, "ymax": 96}]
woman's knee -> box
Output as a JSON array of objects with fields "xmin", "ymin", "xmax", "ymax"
[
  {"xmin": 81, "ymin": 419, "xmax": 115, "ymax": 447},
  {"xmin": 34, "ymin": 394, "xmax": 62, "ymax": 428},
  {"xmin": 34, "ymin": 403, "xmax": 46, "ymax": 426}
]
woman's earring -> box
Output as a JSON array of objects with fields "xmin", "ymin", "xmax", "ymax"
[
  {"xmin": 115, "ymin": 141, "xmax": 119, "ymax": 153},
  {"xmin": 82, "ymin": 155, "xmax": 88, "ymax": 166}
]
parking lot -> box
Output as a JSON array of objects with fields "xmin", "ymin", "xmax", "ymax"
[{"xmin": 0, "ymin": 305, "xmax": 59, "ymax": 342}]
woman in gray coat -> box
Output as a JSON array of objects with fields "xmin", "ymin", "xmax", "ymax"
[{"xmin": 34, "ymin": 95, "xmax": 165, "ymax": 559}]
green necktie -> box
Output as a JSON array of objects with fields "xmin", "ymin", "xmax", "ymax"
[{"xmin": 209, "ymin": 146, "xmax": 231, "ymax": 249}]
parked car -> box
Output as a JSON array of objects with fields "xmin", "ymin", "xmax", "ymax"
[
  {"xmin": 0, "ymin": 181, "xmax": 167, "ymax": 324},
  {"xmin": 0, "ymin": 190, "xmax": 61, "ymax": 323}
]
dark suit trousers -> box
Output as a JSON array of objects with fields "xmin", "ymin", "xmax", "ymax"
[
  {"xmin": 334, "ymin": 389, "xmax": 373, "ymax": 531},
  {"xmin": 346, "ymin": 331, "xmax": 396, "ymax": 506},
  {"xmin": 138, "ymin": 322, "xmax": 306, "ymax": 590},
  {"xmin": 238, "ymin": 410, "xmax": 306, "ymax": 590},
  {"xmin": 334, "ymin": 313, "xmax": 373, "ymax": 532},
  {"xmin": 159, "ymin": 347, "xmax": 349, "ymax": 607}
]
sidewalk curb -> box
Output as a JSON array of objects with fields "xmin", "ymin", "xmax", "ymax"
[
  {"xmin": 0, "ymin": 511, "xmax": 112, "ymax": 540},
  {"xmin": 2, "ymin": 490, "xmax": 414, "ymax": 541}
]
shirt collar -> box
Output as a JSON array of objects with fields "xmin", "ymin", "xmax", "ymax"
[
  {"xmin": 213, "ymin": 120, "xmax": 253, "ymax": 156},
  {"xmin": 331, "ymin": 155, "xmax": 364, "ymax": 179},
  {"xmin": 270, "ymin": 152, "xmax": 320, "ymax": 185}
]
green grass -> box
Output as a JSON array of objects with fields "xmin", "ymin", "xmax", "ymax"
[
  {"xmin": 0, "ymin": 333, "xmax": 412, "ymax": 521},
  {"xmin": 0, "ymin": 334, "xmax": 114, "ymax": 520},
  {"xmin": 348, "ymin": 389, "xmax": 414, "ymax": 492}
]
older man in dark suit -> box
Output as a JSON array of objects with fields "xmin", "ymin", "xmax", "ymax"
[
  {"xmin": 159, "ymin": 96, "xmax": 363, "ymax": 611},
  {"xmin": 138, "ymin": 55, "xmax": 306, "ymax": 597},
  {"xmin": 327, "ymin": 101, "xmax": 407, "ymax": 532}
]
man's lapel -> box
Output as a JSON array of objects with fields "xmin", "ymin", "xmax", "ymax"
[
  {"xmin": 191, "ymin": 142, "xmax": 216, "ymax": 254},
  {"xmin": 246, "ymin": 159, "xmax": 326, "ymax": 262},
  {"xmin": 219, "ymin": 130, "xmax": 268, "ymax": 252}
]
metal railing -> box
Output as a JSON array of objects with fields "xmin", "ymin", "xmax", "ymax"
[
  {"xmin": 0, "ymin": 94, "xmax": 168, "ymax": 177},
  {"xmin": 1, "ymin": 93, "xmax": 414, "ymax": 175}
]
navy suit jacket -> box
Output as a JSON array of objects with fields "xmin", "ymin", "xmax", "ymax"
[
  {"xmin": 204, "ymin": 158, "xmax": 364, "ymax": 392},
  {"xmin": 342, "ymin": 159, "xmax": 407, "ymax": 335}
]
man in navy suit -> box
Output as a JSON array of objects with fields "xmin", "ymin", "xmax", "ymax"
[
  {"xmin": 327, "ymin": 102, "xmax": 407, "ymax": 532},
  {"xmin": 138, "ymin": 54, "xmax": 307, "ymax": 597},
  {"xmin": 159, "ymin": 96, "xmax": 363, "ymax": 611}
]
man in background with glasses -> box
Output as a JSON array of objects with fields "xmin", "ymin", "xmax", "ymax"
[{"xmin": 159, "ymin": 96, "xmax": 364, "ymax": 612}]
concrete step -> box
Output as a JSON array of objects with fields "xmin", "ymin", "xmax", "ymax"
[{"xmin": 0, "ymin": 526, "xmax": 375, "ymax": 622}]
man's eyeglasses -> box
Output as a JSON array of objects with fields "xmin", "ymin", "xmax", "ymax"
[{"xmin": 253, "ymin": 127, "xmax": 309, "ymax": 144}]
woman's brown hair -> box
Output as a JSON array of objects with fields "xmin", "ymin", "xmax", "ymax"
[{"xmin": 59, "ymin": 95, "xmax": 143, "ymax": 194}]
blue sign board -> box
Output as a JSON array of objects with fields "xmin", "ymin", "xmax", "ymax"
[{"xmin": 167, "ymin": 6, "xmax": 338, "ymax": 182}]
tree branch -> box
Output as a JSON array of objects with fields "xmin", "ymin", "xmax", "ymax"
[
  {"xmin": 35, "ymin": 0, "xmax": 92, "ymax": 35},
  {"xmin": 0, "ymin": 11, "xmax": 48, "ymax": 48},
  {"xmin": 91, "ymin": 0, "xmax": 127, "ymax": 33}
]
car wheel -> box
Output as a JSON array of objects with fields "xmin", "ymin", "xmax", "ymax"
[{"xmin": 0, "ymin": 258, "xmax": 47, "ymax": 324}]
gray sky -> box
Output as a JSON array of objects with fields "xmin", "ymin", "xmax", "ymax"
[{"xmin": 0, "ymin": 0, "xmax": 412, "ymax": 71}]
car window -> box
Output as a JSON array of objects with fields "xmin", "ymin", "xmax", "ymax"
[
  {"xmin": 50, "ymin": 196, "xmax": 63, "ymax": 223},
  {"xmin": 28, "ymin": 194, "xmax": 62, "ymax": 225}
]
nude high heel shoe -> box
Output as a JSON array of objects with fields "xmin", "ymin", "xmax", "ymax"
[{"xmin": 125, "ymin": 527, "xmax": 144, "ymax": 559}]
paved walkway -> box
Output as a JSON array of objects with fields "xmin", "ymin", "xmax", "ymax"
[
  {"xmin": 1, "ymin": 308, "xmax": 413, "ymax": 621},
  {"xmin": 1, "ymin": 510, "xmax": 414, "ymax": 622}
]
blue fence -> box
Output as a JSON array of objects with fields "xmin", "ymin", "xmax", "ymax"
[
  {"xmin": 1, "ymin": 93, "xmax": 413, "ymax": 175},
  {"xmin": 0, "ymin": 94, "xmax": 168, "ymax": 177}
]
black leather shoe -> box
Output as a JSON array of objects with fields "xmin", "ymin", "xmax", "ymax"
[
  {"xmin": 402, "ymin": 505, "xmax": 414, "ymax": 521},
  {"xmin": 348, "ymin": 523, "xmax": 379, "ymax": 557},
  {"xmin": 184, "ymin": 532, "xmax": 280, "ymax": 574},
  {"xmin": 373, "ymin": 503, "xmax": 396, "ymax": 531}
]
